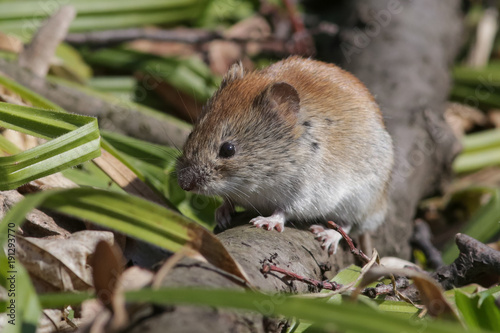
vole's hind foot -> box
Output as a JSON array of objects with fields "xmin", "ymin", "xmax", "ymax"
[
  {"xmin": 310, "ymin": 224, "xmax": 351, "ymax": 255},
  {"xmin": 250, "ymin": 209, "xmax": 286, "ymax": 232}
]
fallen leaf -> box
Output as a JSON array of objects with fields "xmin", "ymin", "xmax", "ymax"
[{"xmin": 17, "ymin": 230, "xmax": 114, "ymax": 291}]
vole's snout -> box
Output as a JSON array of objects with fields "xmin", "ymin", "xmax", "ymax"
[{"xmin": 177, "ymin": 167, "xmax": 197, "ymax": 191}]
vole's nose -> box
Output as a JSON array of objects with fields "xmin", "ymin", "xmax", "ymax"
[{"xmin": 177, "ymin": 168, "xmax": 197, "ymax": 191}]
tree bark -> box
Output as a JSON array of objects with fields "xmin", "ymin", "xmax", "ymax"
[{"xmin": 105, "ymin": 1, "xmax": 466, "ymax": 332}]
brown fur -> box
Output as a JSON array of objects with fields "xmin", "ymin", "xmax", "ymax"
[{"xmin": 177, "ymin": 56, "xmax": 394, "ymax": 234}]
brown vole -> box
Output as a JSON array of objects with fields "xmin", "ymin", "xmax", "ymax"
[{"xmin": 176, "ymin": 56, "xmax": 394, "ymax": 253}]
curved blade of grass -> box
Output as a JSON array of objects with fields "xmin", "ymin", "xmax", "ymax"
[
  {"xmin": 461, "ymin": 129, "xmax": 500, "ymax": 153},
  {"xmin": 450, "ymin": 84, "xmax": 500, "ymax": 109},
  {"xmin": 0, "ymin": 74, "xmax": 62, "ymax": 111},
  {"xmin": 36, "ymin": 288, "xmax": 483, "ymax": 333},
  {"xmin": 0, "ymin": 0, "xmax": 203, "ymax": 19},
  {"xmin": 0, "ymin": 102, "xmax": 100, "ymax": 190},
  {"xmin": 453, "ymin": 147, "xmax": 500, "ymax": 173},
  {"xmin": 453, "ymin": 66, "xmax": 500, "ymax": 88},
  {"xmin": 0, "ymin": 133, "xmax": 22, "ymax": 155},
  {"xmin": 455, "ymin": 290, "xmax": 500, "ymax": 331},
  {"xmin": 0, "ymin": 188, "xmax": 247, "ymax": 281},
  {"xmin": 453, "ymin": 129, "xmax": 500, "ymax": 173},
  {"xmin": 81, "ymin": 48, "xmax": 218, "ymax": 100},
  {"xmin": 0, "ymin": 1, "xmax": 209, "ymax": 38},
  {"xmin": 0, "ymin": 252, "xmax": 41, "ymax": 333}
]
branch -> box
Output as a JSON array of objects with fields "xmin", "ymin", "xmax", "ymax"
[{"xmin": 432, "ymin": 233, "xmax": 500, "ymax": 290}]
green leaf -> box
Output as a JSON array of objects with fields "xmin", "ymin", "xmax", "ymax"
[
  {"xmin": 442, "ymin": 188, "xmax": 500, "ymax": 263},
  {"xmin": 0, "ymin": 188, "xmax": 212, "ymax": 255},
  {"xmin": 0, "ymin": 0, "xmax": 210, "ymax": 38},
  {"xmin": 0, "ymin": 74, "xmax": 62, "ymax": 111},
  {"xmin": 35, "ymin": 287, "xmax": 480, "ymax": 333},
  {"xmin": 455, "ymin": 290, "xmax": 500, "ymax": 331},
  {"xmin": 0, "ymin": 102, "xmax": 101, "ymax": 190},
  {"xmin": 134, "ymin": 288, "xmax": 472, "ymax": 333},
  {"xmin": 81, "ymin": 48, "xmax": 218, "ymax": 101},
  {"xmin": 0, "ymin": 251, "xmax": 41, "ymax": 333}
]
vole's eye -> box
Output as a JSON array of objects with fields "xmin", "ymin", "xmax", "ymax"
[{"xmin": 219, "ymin": 142, "xmax": 236, "ymax": 158}]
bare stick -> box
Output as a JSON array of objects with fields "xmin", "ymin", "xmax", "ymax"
[
  {"xmin": 261, "ymin": 263, "xmax": 342, "ymax": 291},
  {"xmin": 18, "ymin": 5, "xmax": 76, "ymax": 77},
  {"xmin": 327, "ymin": 221, "xmax": 371, "ymax": 264}
]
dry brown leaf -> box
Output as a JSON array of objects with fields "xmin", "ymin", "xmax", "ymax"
[
  {"xmin": 2, "ymin": 129, "xmax": 39, "ymax": 151},
  {"xmin": 38, "ymin": 308, "xmax": 79, "ymax": 333},
  {"xmin": 0, "ymin": 32, "xmax": 23, "ymax": 53},
  {"xmin": 207, "ymin": 40, "xmax": 243, "ymax": 76},
  {"xmin": 120, "ymin": 266, "xmax": 154, "ymax": 291},
  {"xmin": 487, "ymin": 240, "xmax": 500, "ymax": 251},
  {"xmin": 357, "ymin": 267, "xmax": 461, "ymax": 321},
  {"xmin": 91, "ymin": 241, "xmax": 128, "ymax": 330},
  {"xmin": 379, "ymin": 256, "xmax": 419, "ymax": 270},
  {"xmin": 134, "ymin": 71, "xmax": 202, "ymax": 122},
  {"xmin": 189, "ymin": 227, "xmax": 251, "ymax": 284},
  {"xmin": 87, "ymin": 242, "xmax": 155, "ymax": 332},
  {"xmin": 488, "ymin": 109, "xmax": 500, "ymax": 128},
  {"xmin": 0, "ymin": 190, "xmax": 71, "ymax": 238},
  {"xmin": 79, "ymin": 299, "xmax": 107, "ymax": 332},
  {"xmin": 21, "ymin": 172, "xmax": 79, "ymax": 192},
  {"xmin": 225, "ymin": 15, "xmax": 271, "ymax": 40},
  {"xmin": 444, "ymin": 102, "xmax": 487, "ymax": 137},
  {"xmin": 450, "ymin": 166, "xmax": 500, "ymax": 192},
  {"xmin": 17, "ymin": 230, "xmax": 114, "ymax": 292}
]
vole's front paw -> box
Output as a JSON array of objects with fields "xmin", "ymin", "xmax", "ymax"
[
  {"xmin": 250, "ymin": 209, "xmax": 286, "ymax": 232},
  {"xmin": 310, "ymin": 224, "xmax": 345, "ymax": 255},
  {"xmin": 250, "ymin": 216, "xmax": 285, "ymax": 232}
]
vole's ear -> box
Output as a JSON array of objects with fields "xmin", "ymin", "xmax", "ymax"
[
  {"xmin": 220, "ymin": 61, "xmax": 245, "ymax": 89},
  {"xmin": 255, "ymin": 82, "xmax": 300, "ymax": 118}
]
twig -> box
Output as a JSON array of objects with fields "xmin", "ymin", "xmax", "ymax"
[
  {"xmin": 327, "ymin": 221, "xmax": 371, "ymax": 264},
  {"xmin": 65, "ymin": 28, "xmax": 221, "ymax": 45},
  {"xmin": 261, "ymin": 263, "xmax": 342, "ymax": 291},
  {"xmin": 410, "ymin": 219, "xmax": 444, "ymax": 269},
  {"xmin": 362, "ymin": 276, "xmax": 410, "ymax": 298},
  {"xmin": 282, "ymin": 0, "xmax": 315, "ymax": 56}
]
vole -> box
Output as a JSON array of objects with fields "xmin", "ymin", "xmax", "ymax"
[{"xmin": 176, "ymin": 56, "xmax": 394, "ymax": 254}]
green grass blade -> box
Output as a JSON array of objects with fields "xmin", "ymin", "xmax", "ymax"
[
  {"xmin": 461, "ymin": 129, "xmax": 500, "ymax": 153},
  {"xmin": 0, "ymin": 188, "xmax": 199, "ymax": 253},
  {"xmin": 442, "ymin": 188, "xmax": 500, "ymax": 263},
  {"xmin": 453, "ymin": 129, "xmax": 500, "ymax": 173},
  {"xmin": 453, "ymin": 147, "xmax": 500, "ymax": 173},
  {"xmin": 0, "ymin": 252, "xmax": 41, "ymax": 333},
  {"xmin": 0, "ymin": 0, "xmax": 202, "ymax": 19},
  {"xmin": 0, "ymin": 74, "xmax": 63, "ymax": 111},
  {"xmin": 36, "ymin": 288, "xmax": 480, "ymax": 333},
  {"xmin": 450, "ymin": 84, "xmax": 500, "ymax": 109},
  {"xmin": 0, "ymin": 133, "xmax": 22, "ymax": 155},
  {"xmin": 131, "ymin": 288, "xmax": 488, "ymax": 333},
  {"xmin": 455, "ymin": 290, "xmax": 500, "ymax": 331},
  {"xmin": 0, "ymin": 0, "xmax": 209, "ymax": 38},
  {"xmin": 0, "ymin": 102, "xmax": 101, "ymax": 190}
]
